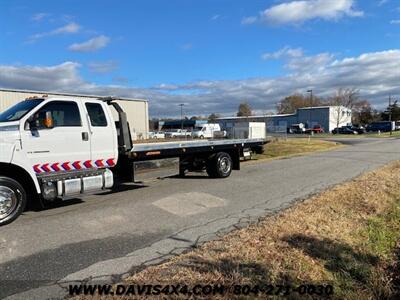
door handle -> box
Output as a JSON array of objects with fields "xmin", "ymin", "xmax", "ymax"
[{"xmin": 82, "ymin": 132, "xmax": 89, "ymax": 141}]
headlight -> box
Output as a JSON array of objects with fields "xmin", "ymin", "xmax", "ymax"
[{"xmin": 0, "ymin": 125, "xmax": 19, "ymax": 132}]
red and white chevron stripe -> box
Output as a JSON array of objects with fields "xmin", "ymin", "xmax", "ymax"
[
  {"xmin": 61, "ymin": 162, "xmax": 71, "ymax": 171},
  {"xmin": 106, "ymin": 158, "xmax": 116, "ymax": 167},
  {"xmin": 33, "ymin": 158, "xmax": 115, "ymax": 174}
]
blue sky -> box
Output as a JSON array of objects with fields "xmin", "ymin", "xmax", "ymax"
[{"xmin": 0, "ymin": 0, "xmax": 399, "ymax": 117}]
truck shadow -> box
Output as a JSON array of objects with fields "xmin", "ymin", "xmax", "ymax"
[
  {"xmin": 27, "ymin": 183, "xmax": 147, "ymax": 212},
  {"xmin": 95, "ymin": 182, "xmax": 147, "ymax": 195},
  {"xmin": 166, "ymin": 173, "xmax": 211, "ymax": 180},
  {"xmin": 29, "ymin": 198, "xmax": 84, "ymax": 212}
]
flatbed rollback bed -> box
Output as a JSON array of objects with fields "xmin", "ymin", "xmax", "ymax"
[
  {"xmin": 118, "ymin": 138, "xmax": 266, "ymax": 180},
  {"xmin": 110, "ymin": 98, "xmax": 267, "ymax": 180}
]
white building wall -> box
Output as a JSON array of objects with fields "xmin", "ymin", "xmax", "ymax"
[
  {"xmin": 329, "ymin": 106, "xmax": 352, "ymax": 132},
  {"xmin": 0, "ymin": 89, "xmax": 149, "ymax": 139},
  {"xmin": 218, "ymin": 106, "xmax": 353, "ymax": 133}
]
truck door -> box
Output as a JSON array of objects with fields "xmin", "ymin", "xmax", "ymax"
[
  {"xmin": 22, "ymin": 100, "xmax": 92, "ymax": 174},
  {"xmin": 84, "ymin": 101, "xmax": 117, "ymax": 168}
]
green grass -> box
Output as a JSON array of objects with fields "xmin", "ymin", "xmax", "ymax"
[
  {"xmin": 253, "ymin": 138, "xmax": 340, "ymax": 160},
  {"xmin": 329, "ymin": 200, "xmax": 400, "ymax": 299},
  {"xmin": 364, "ymin": 201, "xmax": 400, "ymax": 259},
  {"xmin": 310, "ymin": 130, "xmax": 400, "ymax": 139},
  {"xmin": 366, "ymin": 131, "xmax": 400, "ymax": 138}
]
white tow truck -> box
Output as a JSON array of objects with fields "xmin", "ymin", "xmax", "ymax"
[{"xmin": 0, "ymin": 96, "xmax": 266, "ymax": 226}]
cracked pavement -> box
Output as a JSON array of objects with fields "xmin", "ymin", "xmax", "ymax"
[{"xmin": 1, "ymin": 137, "xmax": 399, "ymax": 299}]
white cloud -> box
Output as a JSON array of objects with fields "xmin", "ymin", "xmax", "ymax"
[
  {"xmin": 244, "ymin": 0, "xmax": 363, "ymax": 25},
  {"xmin": 262, "ymin": 47, "xmax": 304, "ymax": 60},
  {"xmin": 0, "ymin": 62, "xmax": 84, "ymax": 91},
  {"xmin": 378, "ymin": 0, "xmax": 389, "ymax": 6},
  {"xmin": 211, "ymin": 14, "xmax": 220, "ymax": 21},
  {"xmin": 0, "ymin": 50, "xmax": 399, "ymax": 117},
  {"xmin": 29, "ymin": 22, "xmax": 80, "ymax": 41},
  {"xmin": 112, "ymin": 76, "xmax": 129, "ymax": 84},
  {"xmin": 390, "ymin": 20, "xmax": 400, "ymax": 24},
  {"xmin": 241, "ymin": 16, "xmax": 258, "ymax": 25},
  {"xmin": 53, "ymin": 22, "xmax": 80, "ymax": 34},
  {"xmin": 68, "ymin": 35, "xmax": 110, "ymax": 52},
  {"xmin": 286, "ymin": 52, "xmax": 335, "ymax": 72},
  {"xmin": 31, "ymin": 13, "xmax": 50, "ymax": 22},
  {"xmin": 87, "ymin": 61, "xmax": 118, "ymax": 74}
]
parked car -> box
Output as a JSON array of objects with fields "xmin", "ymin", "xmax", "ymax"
[
  {"xmin": 148, "ymin": 131, "xmax": 165, "ymax": 139},
  {"xmin": 305, "ymin": 125, "xmax": 324, "ymax": 134},
  {"xmin": 343, "ymin": 125, "xmax": 366, "ymax": 134},
  {"xmin": 287, "ymin": 123, "xmax": 306, "ymax": 134},
  {"xmin": 165, "ymin": 129, "xmax": 191, "ymax": 138},
  {"xmin": 332, "ymin": 126, "xmax": 358, "ymax": 134}
]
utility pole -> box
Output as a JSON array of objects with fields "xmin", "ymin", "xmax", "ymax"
[
  {"xmin": 307, "ymin": 89, "xmax": 313, "ymax": 105},
  {"xmin": 179, "ymin": 103, "xmax": 184, "ymax": 130},
  {"xmin": 307, "ymin": 90, "xmax": 313, "ymax": 129},
  {"xmin": 389, "ymin": 95, "xmax": 392, "ymax": 136}
]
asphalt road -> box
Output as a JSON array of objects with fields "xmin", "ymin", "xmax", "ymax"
[{"xmin": 1, "ymin": 137, "xmax": 400, "ymax": 299}]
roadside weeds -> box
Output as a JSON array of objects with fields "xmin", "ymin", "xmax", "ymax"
[{"xmin": 120, "ymin": 161, "xmax": 400, "ymax": 299}]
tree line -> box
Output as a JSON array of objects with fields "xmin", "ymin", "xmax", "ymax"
[
  {"xmin": 149, "ymin": 88, "xmax": 399, "ymax": 130},
  {"xmin": 237, "ymin": 88, "xmax": 399, "ymax": 125}
]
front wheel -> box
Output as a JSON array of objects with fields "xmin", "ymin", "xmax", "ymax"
[
  {"xmin": 0, "ymin": 177, "xmax": 27, "ymax": 226},
  {"xmin": 206, "ymin": 152, "xmax": 233, "ymax": 178}
]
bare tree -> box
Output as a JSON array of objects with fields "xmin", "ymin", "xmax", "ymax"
[
  {"xmin": 237, "ymin": 102, "xmax": 252, "ymax": 117},
  {"xmin": 329, "ymin": 88, "xmax": 359, "ymax": 128},
  {"xmin": 276, "ymin": 93, "xmax": 324, "ymax": 114},
  {"xmin": 149, "ymin": 118, "xmax": 159, "ymax": 131},
  {"xmin": 351, "ymin": 99, "xmax": 380, "ymax": 125},
  {"xmin": 208, "ymin": 113, "xmax": 221, "ymax": 122}
]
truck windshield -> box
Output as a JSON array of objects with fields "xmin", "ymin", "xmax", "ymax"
[{"xmin": 0, "ymin": 99, "xmax": 44, "ymax": 122}]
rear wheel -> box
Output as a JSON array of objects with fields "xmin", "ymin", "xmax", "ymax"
[
  {"xmin": 0, "ymin": 177, "xmax": 27, "ymax": 226},
  {"xmin": 206, "ymin": 152, "xmax": 232, "ymax": 178},
  {"xmin": 253, "ymin": 145, "xmax": 265, "ymax": 154}
]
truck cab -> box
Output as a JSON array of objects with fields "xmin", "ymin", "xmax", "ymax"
[{"xmin": 0, "ymin": 96, "xmax": 117, "ymax": 225}]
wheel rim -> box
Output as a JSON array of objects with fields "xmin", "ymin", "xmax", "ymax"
[
  {"xmin": 0, "ymin": 186, "xmax": 18, "ymax": 220},
  {"xmin": 219, "ymin": 157, "xmax": 231, "ymax": 174}
]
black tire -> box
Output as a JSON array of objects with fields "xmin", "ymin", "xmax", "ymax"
[
  {"xmin": 179, "ymin": 165, "xmax": 186, "ymax": 177},
  {"xmin": 0, "ymin": 177, "xmax": 27, "ymax": 226},
  {"xmin": 253, "ymin": 145, "xmax": 265, "ymax": 155},
  {"xmin": 206, "ymin": 152, "xmax": 232, "ymax": 178}
]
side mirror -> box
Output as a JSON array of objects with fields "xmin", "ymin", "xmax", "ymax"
[{"xmin": 27, "ymin": 115, "xmax": 38, "ymax": 131}]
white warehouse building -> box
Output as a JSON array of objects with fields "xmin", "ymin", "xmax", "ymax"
[
  {"xmin": 0, "ymin": 88, "xmax": 149, "ymax": 140},
  {"xmin": 218, "ymin": 106, "xmax": 352, "ymax": 133}
]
